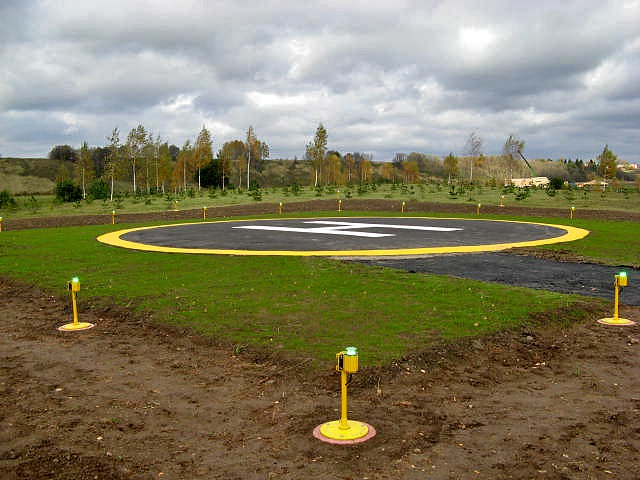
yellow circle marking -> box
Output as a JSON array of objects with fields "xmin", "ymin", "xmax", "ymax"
[{"xmin": 96, "ymin": 217, "xmax": 589, "ymax": 257}]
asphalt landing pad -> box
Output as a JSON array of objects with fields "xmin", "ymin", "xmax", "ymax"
[
  {"xmin": 351, "ymin": 253, "xmax": 640, "ymax": 306},
  {"xmin": 97, "ymin": 217, "xmax": 589, "ymax": 257}
]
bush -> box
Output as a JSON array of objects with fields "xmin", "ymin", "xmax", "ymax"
[
  {"xmin": 248, "ymin": 187, "xmax": 262, "ymax": 201},
  {"xmin": 88, "ymin": 179, "xmax": 109, "ymax": 200},
  {"xmin": 514, "ymin": 187, "xmax": 530, "ymax": 201},
  {"xmin": 549, "ymin": 177, "xmax": 564, "ymax": 190},
  {"xmin": 0, "ymin": 190, "xmax": 17, "ymax": 209},
  {"xmin": 54, "ymin": 181, "xmax": 83, "ymax": 203}
]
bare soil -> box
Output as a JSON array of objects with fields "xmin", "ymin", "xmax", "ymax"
[{"xmin": 2, "ymin": 201, "xmax": 640, "ymax": 479}]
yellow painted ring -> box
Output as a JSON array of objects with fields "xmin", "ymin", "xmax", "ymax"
[{"xmin": 96, "ymin": 217, "xmax": 589, "ymax": 257}]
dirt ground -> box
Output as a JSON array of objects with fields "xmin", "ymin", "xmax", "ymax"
[{"xmin": 2, "ymin": 201, "xmax": 640, "ymax": 479}]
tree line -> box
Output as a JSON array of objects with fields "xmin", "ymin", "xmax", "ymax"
[
  {"xmin": 49, "ymin": 124, "xmax": 632, "ymax": 200},
  {"xmin": 51, "ymin": 124, "xmax": 269, "ymax": 200}
]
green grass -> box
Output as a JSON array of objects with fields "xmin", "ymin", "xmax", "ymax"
[
  {"xmin": 531, "ymin": 217, "xmax": 640, "ymax": 267},
  {"xmin": 0, "ymin": 213, "xmax": 613, "ymax": 366},
  {"xmin": 2, "ymin": 182, "xmax": 640, "ymax": 219}
]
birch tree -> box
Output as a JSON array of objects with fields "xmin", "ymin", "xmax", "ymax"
[
  {"xmin": 464, "ymin": 132, "xmax": 482, "ymax": 183},
  {"xmin": 105, "ymin": 127, "xmax": 121, "ymax": 202},
  {"xmin": 125, "ymin": 124, "xmax": 148, "ymax": 193},
  {"xmin": 175, "ymin": 140, "xmax": 193, "ymax": 192},
  {"xmin": 194, "ymin": 126, "xmax": 213, "ymax": 191},
  {"xmin": 245, "ymin": 126, "xmax": 269, "ymax": 189},
  {"xmin": 220, "ymin": 140, "xmax": 244, "ymax": 190},
  {"xmin": 305, "ymin": 123, "xmax": 327, "ymax": 187},
  {"xmin": 75, "ymin": 141, "xmax": 94, "ymax": 199},
  {"xmin": 443, "ymin": 152, "xmax": 458, "ymax": 184}
]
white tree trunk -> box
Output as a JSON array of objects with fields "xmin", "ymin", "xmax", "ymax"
[{"xmin": 246, "ymin": 148, "xmax": 251, "ymax": 190}]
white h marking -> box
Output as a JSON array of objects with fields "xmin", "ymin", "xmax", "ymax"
[{"xmin": 233, "ymin": 221, "xmax": 462, "ymax": 238}]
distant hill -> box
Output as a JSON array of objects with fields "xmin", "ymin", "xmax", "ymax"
[{"xmin": 0, "ymin": 157, "xmax": 73, "ymax": 194}]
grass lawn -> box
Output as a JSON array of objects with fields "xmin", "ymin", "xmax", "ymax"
[
  {"xmin": 1, "ymin": 211, "xmax": 622, "ymax": 367},
  {"xmin": 2, "ymin": 182, "xmax": 640, "ymax": 219}
]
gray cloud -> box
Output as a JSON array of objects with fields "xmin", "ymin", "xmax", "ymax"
[{"xmin": 1, "ymin": 0, "xmax": 639, "ymax": 162}]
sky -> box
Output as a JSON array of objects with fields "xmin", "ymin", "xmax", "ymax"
[{"xmin": 1, "ymin": 0, "xmax": 640, "ymax": 162}]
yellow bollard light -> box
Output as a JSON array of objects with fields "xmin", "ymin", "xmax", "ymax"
[
  {"xmin": 0, "ymin": 216, "xmax": 3, "ymax": 232},
  {"xmin": 500, "ymin": 195, "xmax": 505, "ymax": 207},
  {"xmin": 401, "ymin": 201, "xmax": 406, "ymax": 213},
  {"xmin": 111, "ymin": 210, "xmax": 116, "ymax": 225},
  {"xmin": 278, "ymin": 202, "xmax": 283, "ymax": 215},
  {"xmin": 58, "ymin": 278, "xmax": 95, "ymax": 332},
  {"xmin": 313, "ymin": 347, "xmax": 376, "ymax": 444},
  {"xmin": 338, "ymin": 199, "xmax": 342, "ymax": 212},
  {"xmin": 598, "ymin": 272, "xmax": 636, "ymax": 326},
  {"xmin": 173, "ymin": 200, "xmax": 179, "ymax": 211},
  {"xmin": 477, "ymin": 203, "xmax": 482, "ymax": 215},
  {"xmin": 203, "ymin": 206, "xmax": 207, "ymax": 220},
  {"xmin": 570, "ymin": 206, "xmax": 575, "ymax": 219}
]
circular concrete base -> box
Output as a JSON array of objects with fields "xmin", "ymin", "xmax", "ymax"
[
  {"xmin": 313, "ymin": 421, "xmax": 377, "ymax": 445},
  {"xmin": 597, "ymin": 317, "xmax": 636, "ymax": 326},
  {"xmin": 58, "ymin": 322, "xmax": 95, "ymax": 332}
]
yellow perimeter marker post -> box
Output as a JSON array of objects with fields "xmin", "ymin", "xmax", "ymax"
[
  {"xmin": 598, "ymin": 272, "xmax": 636, "ymax": 326},
  {"xmin": 58, "ymin": 278, "xmax": 95, "ymax": 332},
  {"xmin": 314, "ymin": 347, "xmax": 376, "ymax": 444},
  {"xmin": 97, "ymin": 217, "xmax": 590, "ymax": 257}
]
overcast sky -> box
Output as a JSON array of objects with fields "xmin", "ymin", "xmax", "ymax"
[{"xmin": 1, "ymin": 1, "xmax": 639, "ymax": 162}]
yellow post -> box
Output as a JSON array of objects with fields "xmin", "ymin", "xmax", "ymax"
[
  {"xmin": 500, "ymin": 195, "xmax": 505, "ymax": 207},
  {"xmin": 203, "ymin": 206, "xmax": 207, "ymax": 220},
  {"xmin": 339, "ymin": 369, "xmax": 349, "ymax": 429},
  {"xmin": 111, "ymin": 210, "xmax": 116, "ymax": 225},
  {"xmin": 570, "ymin": 206, "xmax": 575, "ymax": 219},
  {"xmin": 598, "ymin": 272, "xmax": 636, "ymax": 326},
  {"xmin": 401, "ymin": 201, "xmax": 405, "ymax": 213},
  {"xmin": 58, "ymin": 278, "xmax": 95, "ymax": 331},
  {"xmin": 314, "ymin": 347, "xmax": 374, "ymax": 443},
  {"xmin": 71, "ymin": 283, "xmax": 79, "ymax": 325},
  {"xmin": 173, "ymin": 200, "xmax": 179, "ymax": 211},
  {"xmin": 477, "ymin": 203, "xmax": 481, "ymax": 215},
  {"xmin": 338, "ymin": 199, "xmax": 342, "ymax": 212},
  {"xmin": 278, "ymin": 202, "xmax": 283, "ymax": 215},
  {"xmin": 0, "ymin": 216, "xmax": 3, "ymax": 232}
]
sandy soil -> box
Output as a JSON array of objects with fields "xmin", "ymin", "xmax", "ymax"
[{"xmin": 2, "ymin": 201, "xmax": 640, "ymax": 479}]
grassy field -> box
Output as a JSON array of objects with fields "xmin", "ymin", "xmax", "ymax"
[
  {"xmin": 1, "ymin": 211, "xmax": 628, "ymax": 367},
  {"xmin": 2, "ymin": 182, "xmax": 640, "ymax": 219}
]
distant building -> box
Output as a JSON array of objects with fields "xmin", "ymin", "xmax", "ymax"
[
  {"xmin": 506, "ymin": 177, "xmax": 550, "ymax": 187},
  {"xmin": 575, "ymin": 179, "xmax": 608, "ymax": 190},
  {"xmin": 618, "ymin": 163, "xmax": 639, "ymax": 170}
]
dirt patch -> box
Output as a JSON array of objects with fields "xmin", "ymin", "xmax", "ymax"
[{"xmin": 2, "ymin": 277, "xmax": 640, "ymax": 479}]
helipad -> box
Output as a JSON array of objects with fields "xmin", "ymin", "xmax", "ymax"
[{"xmin": 97, "ymin": 217, "xmax": 589, "ymax": 256}]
